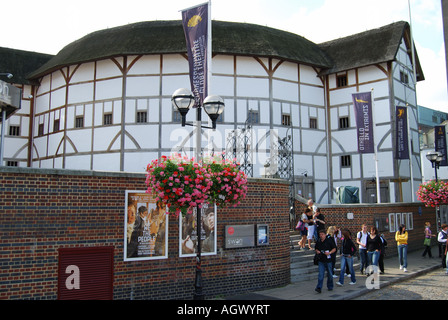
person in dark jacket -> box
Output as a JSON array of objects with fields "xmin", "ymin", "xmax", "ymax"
[
  {"xmin": 314, "ymin": 229, "xmax": 336, "ymax": 293},
  {"xmin": 366, "ymin": 226, "xmax": 382, "ymax": 275},
  {"xmin": 378, "ymin": 234, "xmax": 388, "ymax": 274},
  {"xmin": 336, "ymin": 229, "xmax": 357, "ymax": 286}
]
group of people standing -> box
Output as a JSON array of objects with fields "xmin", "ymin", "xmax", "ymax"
[{"xmin": 296, "ymin": 199, "xmax": 414, "ymax": 293}]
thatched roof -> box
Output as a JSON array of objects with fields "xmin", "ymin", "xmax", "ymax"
[
  {"xmin": 318, "ymin": 21, "xmax": 424, "ymax": 81},
  {"xmin": 5, "ymin": 20, "xmax": 424, "ymax": 83},
  {"xmin": 0, "ymin": 47, "xmax": 53, "ymax": 85},
  {"xmin": 28, "ymin": 20, "xmax": 333, "ymax": 79}
]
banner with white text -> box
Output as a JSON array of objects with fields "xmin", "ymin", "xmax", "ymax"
[
  {"xmin": 181, "ymin": 2, "xmax": 209, "ymax": 107},
  {"xmin": 395, "ymin": 106, "xmax": 409, "ymax": 159},
  {"xmin": 352, "ymin": 92, "xmax": 374, "ymax": 154},
  {"xmin": 435, "ymin": 125, "xmax": 448, "ymax": 166}
]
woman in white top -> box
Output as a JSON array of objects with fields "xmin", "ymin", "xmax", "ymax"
[{"xmin": 302, "ymin": 208, "xmax": 315, "ymax": 249}]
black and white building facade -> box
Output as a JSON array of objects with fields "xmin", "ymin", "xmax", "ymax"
[{"xmin": 0, "ymin": 20, "xmax": 424, "ymax": 204}]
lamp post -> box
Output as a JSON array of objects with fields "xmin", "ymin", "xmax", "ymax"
[
  {"xmin": 426, "ymin": 150, "xmax": 443, "ymax": 236},
  {"xmin": 426, "ymin": 151, "xmax": 442, "ymax": 181},
  {"xmin": 171, "ymin": 88, "xmax": 224, "ymax": 300}
]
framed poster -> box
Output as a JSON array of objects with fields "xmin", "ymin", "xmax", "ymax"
[
  {"xmin": 124, "ymin": 190, "xmax": 168, "ymax": 261},
  {"xmin": 179, "ymin": 202, "xmax": 217, "ymax": 257}
]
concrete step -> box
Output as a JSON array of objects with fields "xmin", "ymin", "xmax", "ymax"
[{"xmin": 289, "ymin": 231, "xmax": 361, "ymax": 283}]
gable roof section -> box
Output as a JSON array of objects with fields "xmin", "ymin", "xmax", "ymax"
[
  {"xmin": 0, "ymin": 47, "xmax": 53, "ymax": 85},
  {"xmin": 318, "ymin": 21, "xmax": 424, "ymax": 81},
  {"xmin": 28, "ymin": 20, "xmax": 333, "ymax": 79}
]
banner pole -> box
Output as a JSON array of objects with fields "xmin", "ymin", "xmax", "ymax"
[
  {"xmin": 371, "ymin": 88, "xmax": 381, "ymax": 203},
  {"xmin": 406, "ymin": 104, "xmax": 415, "ymax": 201}
]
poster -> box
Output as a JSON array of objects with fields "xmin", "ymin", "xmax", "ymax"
[
  {"xmin": 124, "ymin": 190, "xmax": 168, "ymax": 261},
  {"xmin": 179, "ymin": 202, "xmax": 216, "ymax": 257}
]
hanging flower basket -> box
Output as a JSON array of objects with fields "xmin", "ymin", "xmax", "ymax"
[
  {"xmin": 145, "ymin": 154, "xmax": 247, "ymax": 216},
  {"xmin": 416, "ymin": 180, "xmax": 448, "ymax": 207},
  {"xmin": 207, "ymin": 156, "xmax": 248, "ymax": 208}
]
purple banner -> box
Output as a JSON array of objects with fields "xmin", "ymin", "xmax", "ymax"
[
  {"xmin": 352, "ymin": 92, "xmax": 374, "ymax": 154},
  {"xmin": 395, "ymin": 106, "xmax": 409, "ymax": 159},
  {"xmin": 181, "ymin": 2, "xmax": 209, "ymax": 107},
  {"xmin": 435, "ymin": 125, "xmax": 448, "ymax": 166}
]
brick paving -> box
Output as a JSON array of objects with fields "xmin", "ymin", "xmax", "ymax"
[{"xmin": 224, "ymin": 246, "xmax": 442, "ymax": 300}]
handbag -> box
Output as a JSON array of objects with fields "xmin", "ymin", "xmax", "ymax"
[
  {"xmin": 296, "ymin": 220, "xmax": 305, "ymax": 231},
  {"xmin": 313, "ymin": 253, "xmax": 320, "ymax": 265},
  {"xmin": 424, "ymin": 238, "xmax": 431, "ymax": 246}
]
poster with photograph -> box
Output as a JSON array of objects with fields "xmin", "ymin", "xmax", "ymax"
[
  {"xmin": 179, "ymin": 202, "xmax": 216, "ymax": 257},
  {"xmin": 124, "ymin": 190, "xmax": 168, "ymax": 261}
]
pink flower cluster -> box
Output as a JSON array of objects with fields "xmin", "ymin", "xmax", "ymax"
[
  {"xmin": 145, "ymin": 154, "xmax": 247, "ymax": 216},
  {"xmin": 416, "ymin": 180, "xmax": 448, "ymax": 207},
  {"xmin": 208, "ymin": 157, "xmax": 248, "ymax": 208}
]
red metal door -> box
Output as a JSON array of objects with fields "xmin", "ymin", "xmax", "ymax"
[{"xmin": 58, "ymin": 246, "xmax": 114, "ymax": 300}]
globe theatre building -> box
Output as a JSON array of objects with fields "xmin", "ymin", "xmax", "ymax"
[{"xmin": 0, "ymin": 20, "xmax": 424, "ymax": 204}]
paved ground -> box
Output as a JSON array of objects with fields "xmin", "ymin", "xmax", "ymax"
[
  {"xmin": 354, "ymin": 267, "xmax": 448, "ymax": 300},
  {"xmin": 224, "ymin": 246, "xmax": 443, "ymax": 300}
]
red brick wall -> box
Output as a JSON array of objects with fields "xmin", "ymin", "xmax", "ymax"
[{"xmin": 0, "ymin": 167, "xmax": 290, "ymax": 300}]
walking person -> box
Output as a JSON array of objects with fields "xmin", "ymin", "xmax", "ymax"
[
  {"xmin": 303, "ymin": 208, "xmax": 315, "ymax": 249},
  {"xmin": 378, "ymin": 234, "xmax": 388, "ymax": 274},
  {"xmin": 395, "ymin": 224, "xmax": 409, "ymax": 272},
  {"xmin": 356, "ymin": 224, "xmax": 369, "ymax": 274},
  {"xmin": 366, "ymin": 226, "xmax": 382, "ymax": 275},
  {"xmin": 336, "ymin": 229, "xmax": 357, "ymax": 286},
  {"xmin": 313, "ymin": 208, "xmax": 326, "ymax": 240},
  {"xmin": 296, "ymin": 208, "xmax": 309, "ymax": 249},
  {"xmin": 445, "ymin": 243, "xmax": 448, "ymax": 275},
  {"xmin": 422, "ymin": 222, "xmax": 435, "ymax": 258},
  {"xmin": 438, "ymin": 224, "xmax": 448, "ymax": 268},
  {"xmin": 326, "ymin": 226, "xmax": 338, "ymax": 277},
  {"xmin": 314, "ymin": 229, "xmax": 337, "ymax": 293}
]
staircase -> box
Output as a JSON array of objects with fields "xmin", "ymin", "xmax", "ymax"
[{"xmin": 289, "ymin": 231, "xmax": 360, "ymax": 283}]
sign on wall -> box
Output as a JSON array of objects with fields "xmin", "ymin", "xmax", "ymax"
[
  {"xmin": 224, "ymin": 224, "xmax": 255, "ymax": 249},
  {"xmin": 180, "ymin": 202, "xmax": 216, "ymax": 257},
  {"xmin": 124, "ymin": 190, "xmax": 168, "ymax": 261}
]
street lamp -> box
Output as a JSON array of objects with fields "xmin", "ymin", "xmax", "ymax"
[
  {"xmin": 171, "ymin": 88, "xmax": 225, "ymax": 300},
  {"xmin": 426, "ymin": 151, "xmax": 442, "ymax": 181},
  {"xmin": 426, "ymin": 150, "xmax": 443, "ymax": 244},
  {"xmin": 0, "ymin": 73, "xmax": 13, "ymax": 79}
]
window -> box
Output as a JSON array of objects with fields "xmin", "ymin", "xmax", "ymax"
[
  {"xmin": 75, "ymin": 116, "xmax": 84, "ymax": 128},
  {"xmin": 336, "ymin": 74, "xmax": 348, "ymax": 88},
  {"xmin": 38, "ymin": 123, "xmax": 44, "ymax": 136},
  {"xmin": 216, "ymin": 112, "xmax": 223, "ymax": 123},
  {"xmin": 309, "ymin": 118, "xmax": 317, "ymax": 129},
  {"xmin": 282, "ymin": 114, "xmax": 291, "ymax": 126},
  {"xmin": 388, "ymin": 212, "xmax": 413, "ymax": 232},
  {"xmin": 53, "ymin": 119, "xmax": 60, "ymax": 132},
  {"xmin": 173, "ymin": 110, "xmax": 181, "ymax": 123},
  {"xmin": 400, "ymin": 70, "xmax": 409, "ymax": 85},
  {"xmin": 137, "ymin": 111, "xmax": 147, "ymax": 123},
  {"xmin": 9, "ymin": 125, "xmax": 20, "ymax": 136},
  {"xmin": 248, "ymin": 110, "xmax": 259, "ymax": 124},
  {"xmin": 7, "ymin": 161, "xmax": 18, "ymax": 167},
  {"xmin": 341, "ymin": 155, "xmax": 351, "ymax": 168},
  {"xmin": 339, "ymin": 116, "xmax": 349, "ymax": 129},
  {"xmin": 103, "ymin": 113, "xmax": 113, "ymax": 126}
]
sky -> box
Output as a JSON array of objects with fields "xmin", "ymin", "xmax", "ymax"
[{"xmin": 2, "ymin": 0, "xmax": 447, "ymax": 111}]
